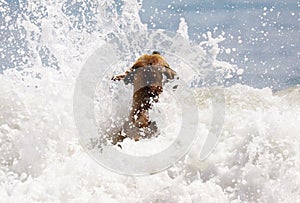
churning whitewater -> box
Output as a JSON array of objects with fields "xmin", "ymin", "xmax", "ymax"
[{"xmin": 0, "ymin": 0, "xmax": 299, "ymax": 202}]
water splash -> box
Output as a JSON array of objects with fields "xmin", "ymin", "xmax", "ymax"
[{"xmin": 0, "ymin": 0, "xmax": 299, "ymax": 202}]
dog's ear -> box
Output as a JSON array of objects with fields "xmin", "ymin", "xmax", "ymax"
[
  {"xmin": 123, "ymin": 69, "xmax": 136, "ymax": 85},
  {"xmin": 152, "ymin": 51, "xmax": 160, "ymax": 55},
  {"xmin": 163, "ymin": 67, "xmax": 177, "ymax": 80}
]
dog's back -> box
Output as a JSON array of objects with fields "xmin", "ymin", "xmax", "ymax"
[{"xmin": 132, "ymin": 66, "xmax": 164, "ymax": 93}]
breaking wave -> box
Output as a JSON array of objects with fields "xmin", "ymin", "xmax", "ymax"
[{"xmin": 0, "ymin": 0, "xmax": 299, "ymax": 202}]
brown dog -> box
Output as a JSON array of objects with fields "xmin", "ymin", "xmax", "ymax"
[{"xmin": 111, "ymin": 51, "xmax": 177, "ymax": 143}]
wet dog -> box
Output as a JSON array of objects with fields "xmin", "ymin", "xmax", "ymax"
[{"xmin": 111, "ymin": 51, "xmax": 177, "ymax": 143}]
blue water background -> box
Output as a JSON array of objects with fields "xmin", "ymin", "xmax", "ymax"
[
  {"xmin": 0, "ymin": 0, "xmax": 299, "ymax": 91},
  {"xmin": 140, "ymin": 0, "xmax": 299, "ymax": 90}
]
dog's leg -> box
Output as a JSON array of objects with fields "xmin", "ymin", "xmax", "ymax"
[
  {"xmin": 111, "ymin": 126, "xmax": 126, "ymax": 145},
  {"xmin": 123, "ymin": 120, "xmax": 141, "ymax": 141}
]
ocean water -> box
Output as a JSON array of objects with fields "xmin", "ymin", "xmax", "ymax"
[
  {"xmin": 0, "ymin": 0, "xmax": 299, "ymax": 202},
  {"xmin": 140, "ymin": 0, "xmax": 299, "ymax": 90}
]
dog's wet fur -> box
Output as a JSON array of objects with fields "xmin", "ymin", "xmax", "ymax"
[{"xmin": 111, "ymin": 51, "xmax": 177, "ymax": 144}]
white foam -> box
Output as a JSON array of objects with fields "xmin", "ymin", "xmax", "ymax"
[{"xmin": 0, "ymin": 0, "xmax": 299, "ymax": 202}]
